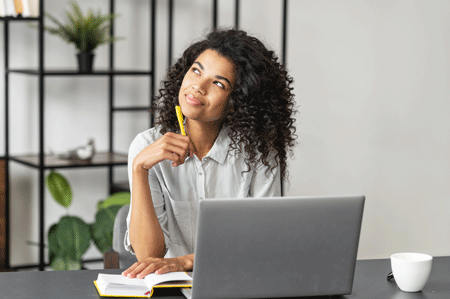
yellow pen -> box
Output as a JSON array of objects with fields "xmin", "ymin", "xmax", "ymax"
[{"xmin": 175, "ymin": 105, "xmax": 186, "ymax": 136}]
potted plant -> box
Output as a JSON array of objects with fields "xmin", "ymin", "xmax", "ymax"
[
  {"xmin": 42, "ymin": 1, "xmax": 121, "ymax": 73},
  {"xmin": 46, "ymin": 170, "xmax": 130, "ymax": 270}
]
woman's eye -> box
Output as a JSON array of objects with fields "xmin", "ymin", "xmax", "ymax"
[
  {"xmin": 215, "ymin": 81, "xmax": 225, "ymax": 89},
  {"xmin": 193, "ymin": 68, "xmax": 200, "ymax": 75}
]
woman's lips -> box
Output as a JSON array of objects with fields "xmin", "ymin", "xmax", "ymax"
[{"xmin": 186, "ymin": 94, "xmax": 203, "ymax": 106}]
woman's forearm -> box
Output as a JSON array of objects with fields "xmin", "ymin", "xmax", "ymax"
[{"xmin": 129, "ymin": 166, "xmax": 166, "ymax": 261}]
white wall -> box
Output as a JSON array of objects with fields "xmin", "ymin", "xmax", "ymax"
[
  {"xmin": 286, "ymin": 0, "xmax": 450, "ymax": 259},
  {"xmin": 0, "ymin": 0, "xmax": 449, "ymax": 267}
]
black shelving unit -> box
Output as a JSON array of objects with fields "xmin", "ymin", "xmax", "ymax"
[
  {"xmin": 2, "ymin": 0, "xmax": 289, "ymax": 272},
  {"xmin": 2, "ymin": 0, "xmax": 157, "ymax": 271}
]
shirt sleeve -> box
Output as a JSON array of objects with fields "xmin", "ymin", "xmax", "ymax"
[
  {"xmin": 249, "ymin": 155, "xmax": 282, "ymax": 197},
  {"xmin": 124, "ymin": 130, "xmax": 171, "ymax": 255}
]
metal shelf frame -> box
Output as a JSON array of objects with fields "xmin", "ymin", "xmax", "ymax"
[
  {"xmin": 2, "ymin": 0, "xmax": 289, "ymax": 271},
  {"xmin": 2, "ymin": 0, "xmax": 157, "ymax": 271}
]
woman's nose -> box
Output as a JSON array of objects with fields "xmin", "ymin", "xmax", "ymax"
[{"xmin": 192, "ymin": 78, "xmax": 208, "ymax": 95}]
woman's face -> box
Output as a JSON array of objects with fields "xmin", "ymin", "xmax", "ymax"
[{"xmin": 178, "ymin": 49, "xmax": 235, "ymax": 125}]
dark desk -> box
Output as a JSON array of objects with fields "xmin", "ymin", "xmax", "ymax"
[{"xmin": 1, "ymin": 257, "xmax": 448, "ymax": 299}]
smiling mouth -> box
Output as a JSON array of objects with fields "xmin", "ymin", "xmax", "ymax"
[{"xmin": 186, "ymin": 94, "xmax": 203, "ymax": 106}]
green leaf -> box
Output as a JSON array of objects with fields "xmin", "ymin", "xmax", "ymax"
[
  {"xmin": 92, "ymin": 205, "xmax": 122, "ymax": 253},
  {"xmin": 46, "ymin": 171, "xmax": 72, "ymax": 208},
  {"xmin": 45, "ymin": 12, "xmax": 66, "ymax": 30},
  {"xmin": 47, "ymin": 223, "xmax": 59, "ymax": 266},
  {"xmin": 55, "ymin": 216, "xmax": 91, "ymax": 261},
  {"xmin": 48, "ymin": 223, "xmax": 60, "ymax": 255},
  {"xmin": 70, "ymin": 1, "xmax": 84, "ymax": 20},
  {"xmin": 51, "ymin": 256, "xmax": 82, "ymax": 271},
  {"xmin": 48, "ymin": 216, "xmax": 90, "ymax": 270},
  {"xmin": 97, "ymin": 192, "xmax": 130, "ymax": 211},
  {"xmin": 96, "ymin": 200, "xmax": 104, "ymax": 211}
]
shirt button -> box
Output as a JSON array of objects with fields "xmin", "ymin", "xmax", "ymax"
[{"xmin": 199, "ymin": 172, "xmax": 203, "ymax": 176}]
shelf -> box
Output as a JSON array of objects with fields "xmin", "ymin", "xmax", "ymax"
[
  {"xmin": 111, "ymin": 181, "xmax": 130, "ymax": 193},
  {"xmin": 0, "ymin": 16, "xmax": 40, "ymax": 22},
  {"xmin": 3, "ymin": 0, "xmax": 157, "ymax": 271},
  {"xmin": 8, "ymin": 69, "xmax": 153, "ymax": 76},
  {"xmin": 10, "ymin": 152, "xmax": 128, "ymax": 169},
  {"xmin": 113, "ymin": 106, "xmax": 151, "ymax": 112}
]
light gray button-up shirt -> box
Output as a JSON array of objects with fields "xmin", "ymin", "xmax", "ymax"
[{"xmin": 125, "ymin": 125, "xmax": 281, "ymax": 258}]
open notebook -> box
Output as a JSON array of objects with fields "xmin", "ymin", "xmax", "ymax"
[{"xmin": 94, "ymin": 271, "xmax": 192, "ymax": 298}]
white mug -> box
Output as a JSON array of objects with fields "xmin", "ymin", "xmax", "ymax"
[{"xmin": 391, "ymin": 253, "xmax": 433, "ymax": 292}]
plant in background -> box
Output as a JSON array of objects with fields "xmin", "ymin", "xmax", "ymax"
[
  {"xmin": 41, "ymin": 1, "xmax": 121, "ymax": 72},
  {"xmin": 46, "ymin": 170, "xmax": 129, "ymax": 270},
  {"xmin": 91, "ymin": 192, "xmax": 130, "ymax": 253}
]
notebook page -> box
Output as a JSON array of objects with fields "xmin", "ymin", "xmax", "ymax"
[
  {"xmin": 144, "ymin": 272, "xmax": 192, "ymax": 289},
  {"xmin": 97, "ymin": 273, "xmax": 148, "ymax": 287}
]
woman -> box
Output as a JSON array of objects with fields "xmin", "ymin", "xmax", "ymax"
[{"xmin": 122, "ymin": 29, "xmax": 296, "ymax": 278}]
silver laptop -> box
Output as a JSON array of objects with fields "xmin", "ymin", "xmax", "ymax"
[{"xmin": 182, "ymin": 195, "xmax": 365, "ymax": 299}]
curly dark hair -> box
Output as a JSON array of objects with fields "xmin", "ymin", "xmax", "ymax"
[{"xmin": 152, "ymin": 28, "xmax": 297, "ymax": 181}]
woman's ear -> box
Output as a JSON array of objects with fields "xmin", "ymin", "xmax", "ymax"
[{"xmin": 226, "ymin": 95, "xmax": 235, "ymax": 114}]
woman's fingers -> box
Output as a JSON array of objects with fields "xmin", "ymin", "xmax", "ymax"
[
  {"xmin": 159, "ymin": 134, "xmax": 193, "ymax": 167},
  {"xmin": 123, "ymin": 262, "xmax": 150, "ymax": 278},
  {"xmin": 136, "ymin": 263, "xmax": 160, "ymax": 279},
  {"xmin": 122, "ymin": 258, "xmax": 185, "ymax": 279},
  {"xmin": 160, "ymin": 143, "xmax": 186, "ymax": 163},
  {"xmin": 121, "ymin": 263, "xmax": 137, "ymax": 276},
  {"xmin": 135, "ymin": 132, "xmax": 193, "ymax": 170}
]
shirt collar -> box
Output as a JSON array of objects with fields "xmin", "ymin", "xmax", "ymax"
[{"xmin": 204, "ymin": 125, "xmax": 231, "ymax": 164}]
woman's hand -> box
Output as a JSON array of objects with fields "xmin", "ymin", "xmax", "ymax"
[
  {"xmin": 133, "ymin": 132, "xmax": 195, "ymax": 171},
  {"xmin": 122, "ymin": 254, "xmax": 194, "ymax": 279}
]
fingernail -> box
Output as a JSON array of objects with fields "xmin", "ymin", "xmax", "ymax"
[{"xmin": 137, "ymin": 274, "xmax": 143, "ymax": 279}]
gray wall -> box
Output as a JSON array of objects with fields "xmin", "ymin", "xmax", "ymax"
[{"xmin": 0, "ymin": 0, "xmax": 448, "ymax": 266}]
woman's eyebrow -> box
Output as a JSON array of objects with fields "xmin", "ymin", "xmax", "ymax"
[
  {"xmin": 194, "ymin": 61, "xmax": 232, "ymax": 87},
  {"xmin": 194, "ymin": 61, "xmax": 204, "ymax": 70}
]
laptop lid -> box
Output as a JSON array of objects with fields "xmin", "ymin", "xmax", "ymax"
[{"xmin": 190, "ymin": 195, "xmax": 365, "ymax": 299}]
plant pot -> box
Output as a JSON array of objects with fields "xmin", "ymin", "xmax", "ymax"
[{"xmin": 77, "ymin": 52, "xmax": 95, "ymax": 73}]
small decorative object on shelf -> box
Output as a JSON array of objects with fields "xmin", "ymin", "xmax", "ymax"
[
  {"xmin": 45, "ymin": 170, "xmax": 130, "ymax": 270},
  {"xmin": 41, "ymin": 1, "xmax": 121, "ymax": 73},
  {"xmin": 13, "ymin": 0, "xmax": 23, "ymax": 16},
  {"xmin": 59, "ymin": 138, "xmax": 96, "ymax": 161},
  {"xmin": 1, "ymin": 0, "xmax": 38, "ymax": 18}
]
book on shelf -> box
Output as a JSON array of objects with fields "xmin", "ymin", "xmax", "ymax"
[
  {"xmin": 94, "ymin": 271, "xmax": 193, "ymax": 298},
  {"xmin": 21, "ymin": 0, "xmax": 30, "ymax": 17},
  {"xmin": 4, "ymin": 0, "xmax": 16, "ymax": 17},
  {"xmin": 13, "ymin": 0, "xmax": 23, "ymax": 15},
  {"xmin": 27, "ymin": 0, "xmax": 37, "ymax": 17},
  {"xmin": 0, "ymin": 0, "xmax": 5, "ymax": 17}
]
